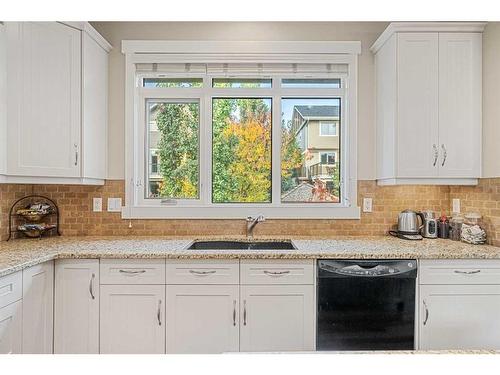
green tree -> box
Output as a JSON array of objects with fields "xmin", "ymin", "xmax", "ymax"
[
  {"xmin": 155, "ymin": 102, "xmax": 199, "ymax": 198},
  {"xmin": 280, "ymin": 117, "xmax": 303, "ymax": 194}
]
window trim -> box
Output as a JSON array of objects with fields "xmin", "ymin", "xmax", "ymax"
[
  {"xmin": 123, "ymin": 41, "xmax": 360, "ymax": 219},
  {"xmin": 319, "ymin": 121, "xmax": 338, "ymax": 137}
]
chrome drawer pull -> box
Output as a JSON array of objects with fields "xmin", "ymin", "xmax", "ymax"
[
  {"xmin": 119, "ymin": 269, "xmax": 147, "ymax": 274},
  {"xmin": 441, "ymin": 144, "xmax": 447, "ymax": 167},
  {"xmin": 453, "ymin": 270, "xmax": 481, "ymax": 275},
  {"xmin": 89, "ymin": 273, "xmax": 95, "ymax": 300},
  {"xmin": 232, "ymin": 300, "xmax": 236, "ymax": 326},
  {"xmin": 432, "ymin": 144, "xmax": 438, "ymax": 167},
  {"xmin": 157, "ymin": 299, "xmax": 162, "ymax": 326},
  {"xmin": 263, "ymin": 270, "xmax": 291, "ymax": 276},
  {"xmin": 423, "ymin": 299, "xmax": 429, "ymax": 326},
  {"xmin": 189, "ymin": 270, "xmax": 216, "ymax": 276},
  {"xmin": 243, "ymin": 300, "xmax": 247, "ymax": 326}
]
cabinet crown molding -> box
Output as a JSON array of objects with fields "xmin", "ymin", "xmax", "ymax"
[{"xmin": 370, "ymin": 22, "xmax": 486, "ymax": 53}]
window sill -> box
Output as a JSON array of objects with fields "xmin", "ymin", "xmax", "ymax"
[{"xmin": 121, "ymin": 205, "xmax": 361, "ymax": 220}]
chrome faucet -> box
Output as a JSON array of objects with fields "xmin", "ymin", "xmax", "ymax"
[{"xmin": 246, "ymin": 214, "xmax": 265, "ymax": 239}]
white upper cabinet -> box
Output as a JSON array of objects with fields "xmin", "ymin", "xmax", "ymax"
[
  {"xmin": 438, "ymin": 33, "xmax": 482, "ymax": 178},
  {"xmin": 6, "ymin": 22, "xmax": 81, "ymax": 178},
  {"xmin": 397, "ymin": 33, "xmax": 439, "ymax": 178},
  {"xmin": 1, "ymin": 22, "xmax": 110, "ymax": 185},
  {"xmin": 372, "ymin": 23, "xmax": 485, "ymax": 185}
]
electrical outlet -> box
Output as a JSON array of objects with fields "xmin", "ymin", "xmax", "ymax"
[
  {"xmin": 107, "ymin": 198, "xmax": 122, "ymax": 212},
  {"xmin": 92, "ymin": 197, "xmax": 102, "ymax": 212},
  {"xmin": 363, "ymin": 197, "xmax": 373, "ymax": 213},
  {"xmin": 452, "ymin": 198, "xmax": 461, "ymax": 214}
]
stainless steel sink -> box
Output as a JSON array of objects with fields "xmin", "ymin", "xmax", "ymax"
[{"xmin": 187, "ymin": 240, "xmax": 296, "ymax": 250}]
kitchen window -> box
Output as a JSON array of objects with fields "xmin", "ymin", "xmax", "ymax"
[{"xmin": 124, "ymin": 41, "xmax": 360, "ymax": 218}]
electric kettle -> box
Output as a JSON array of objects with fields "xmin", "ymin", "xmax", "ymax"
[{"xmin": 389, "ymin": 209, "xmax": 425, "ymax": 240}]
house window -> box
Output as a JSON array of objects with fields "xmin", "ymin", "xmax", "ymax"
[
  {"xmin": 320, "ymin": 152, "xmax": 337, "ymax": 165},
  {"xmin": 145, "ymin": 100, "xmax": 200, "ymax": 200},
  {"xmin": 126, "ymin": 42, "xmax": 360, "ymax": 218},
  {"xmin": 319, "ymin": 121, "xmax": 338, "ymax": 136},
  {"xmin": 150, "ymin": 149, "xmax": 159, "ymax": 174}
]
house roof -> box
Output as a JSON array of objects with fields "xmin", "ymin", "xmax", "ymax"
[
  {"xmin": 294, "ymin": 105, "xmax": 339, "ymax": 119},
  {"xmin": 281, "ymin": 182, "xmax": 315, "ymax": 202}
]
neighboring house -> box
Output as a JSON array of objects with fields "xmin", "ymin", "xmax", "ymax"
[
  {"xmin": 291, "ymin": 105, "xmax": 340, "ymax": 183},
  {"xmin": 148, "ymin": 117, "xmax": 162, "ymax": 197}
]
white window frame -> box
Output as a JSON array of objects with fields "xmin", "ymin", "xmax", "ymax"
[
  {"xmin": 319, "ymin": 121, "xmax": 338, "ymax": 136},
  {"xmin": 122, "ymin": 41, "xmax": 361, "ymax": 219}
]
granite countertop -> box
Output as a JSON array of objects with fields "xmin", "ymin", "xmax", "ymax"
[{"xmin": 1, "ymin": 235, "xmax": 500, "ymax": 277}]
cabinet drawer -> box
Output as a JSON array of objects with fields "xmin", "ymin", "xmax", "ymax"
[
  {"xmin": 165, "ymin": 260, "xmax": 239, "ymax": 285},
  {"xmin": 240, "ymin": 260, "xmax": 314, "ymax": 285},
  {"xmin": 420, "ymin": 260, "xmax": 500, "ymax": 285},
  {"xmin": 0, "ymin": 271, "xmax": 22, "ymax": 309},
  {"xmin": 100, "ymin": 259, "xmax": 166, "ymax": 285}
]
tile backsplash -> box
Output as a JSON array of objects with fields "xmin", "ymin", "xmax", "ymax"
[{"xmin": 1, "ymin": 179, "xmax": 498, "ymax": 245}]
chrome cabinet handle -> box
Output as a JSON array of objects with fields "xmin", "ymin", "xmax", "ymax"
[
  {"xmin": 157, "ymin": 299, "xmax": 162, "ymax": 326},
  {"xmin": 74, "ymin": 143, "xmax": 78, "ymax": 166},
  {"xmin": 454, "ymin": 270, "xmax": 481, "ymax": 275},
  {"xmin": 423, "ymin": 299, "xmax": 429, "ymax": 326},
  {"xmin": 89, "ymin": 273, "xmax": 95, "ymax": 300},
  {"xmin": 243, "ymin": 300, "xmax": 247, "ymax": 326},
  {"xmin": 432, "ymin": 144, "xmax": 438, "ymax": 167},
  {"xmin": 189, "ymin": 270, "xmax": 216, "ymax": 276},
  {"xmin": 232, "ymin": 300, "xmax": 236, "ymax": 326},
  {"xmin": 119, "ymin": 269, "xmax": 146, "ymax": 274},
  {"xmin": 441, "ymin": 144, "xmax": 447, "ymax": 166},
  {"xmin": 263, "ymin": 270, "xmax": 291, "ymax": 276}
]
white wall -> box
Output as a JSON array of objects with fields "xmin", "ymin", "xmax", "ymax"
[
  {"xmin": 482, "ymin": 22, "xmax": 500, "ymax": 178},
  {"xmin": 91, "ymin": 22, "xmax": 388, "ymax": 180}
]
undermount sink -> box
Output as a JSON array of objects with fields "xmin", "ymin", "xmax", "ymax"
[{"xmin": 187, "ymin": 240, "xmax": 296, "ymax": 250}]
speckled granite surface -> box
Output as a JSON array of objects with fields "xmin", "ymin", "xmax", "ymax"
[{"xmin": 1, "ymin": 236, "xmax": 500, "ymax": 277}]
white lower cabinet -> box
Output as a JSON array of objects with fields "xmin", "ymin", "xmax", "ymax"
[
  {"xmin": 54, "ymin": 259, "xmax": 99, "ymax": 354},
  {"xmin": 240, "ymin": 285, "xmax": 315, "ymax": 352},
  {"xmin": 100, "ymin": 285, "xmax": 165, "ymax": 354},
  {"xmin": 0, "ymin": 300, "xmax": 22, "ymax": 354},
  {"xmin": 166, "ymin": 285, "xmax": 239, "ymax": 354},
  {"xmin": 22, "ymin": 261, "xmax": 54, "ymax": 353},
  {"xmin": 419, "ymin": 284, "xmax": 500, "ymax": 350}
]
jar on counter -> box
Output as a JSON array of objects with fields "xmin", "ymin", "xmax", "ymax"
[{"xmin": 449, "ymin": 214, "xmax": 464, "ymax": 241}]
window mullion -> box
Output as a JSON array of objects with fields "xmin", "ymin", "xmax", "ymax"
[
  {"xmin": 202, "ymin": 75, "xmax": 212, "ymax": 205},
  {"xmin": 271, "ymin": 76, "xmax": 285, "ymax": 206}
]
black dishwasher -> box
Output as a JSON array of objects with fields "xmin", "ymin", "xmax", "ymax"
[{"xmin": 317, "ymin": 259, "xmax": 417, "ymax": 351}]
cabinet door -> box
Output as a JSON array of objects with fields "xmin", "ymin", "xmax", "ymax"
[
  {"xmin": 22, "ymin": 261, "xmax": 54, "ymax": 354},
  {"xmin": 54, "ymin": 259, "xmax": 99, "ymax": 354},
  {"xmin": 82, "ymin": 32, "xmax": 108, "ymax": 180},
  {"xmin": 0, "ymin": 300, "xmax": 22, "ymax": 354},
  {"xmin": 240, "ymin": 285, "xmax": 314, "ymax": 352},
  {"xmin": 100, "ymin": 285, "xmax": 165, "ymax": 354},
  {"xmin": 397, "ymin": 33, "xmax": 439, "ymax": 178},
  {"xmin": 438, "ymin": 33, "xmax": 482, "ymax": 178},
  {"xmin": 6, "ymin": 22, "xmax": 81, "ymax": 177},
  {"xmin": 420, "ymin": 285, "xmax": 500, "ymax": 350},
  {"xmin": 166, "ymin": 285, "xmax": 239, "ymax": 354}
]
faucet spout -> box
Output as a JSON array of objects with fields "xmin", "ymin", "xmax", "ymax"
[{"xmin": 246, "ymin": 214, "xmax": 265, "ymax": 239}]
